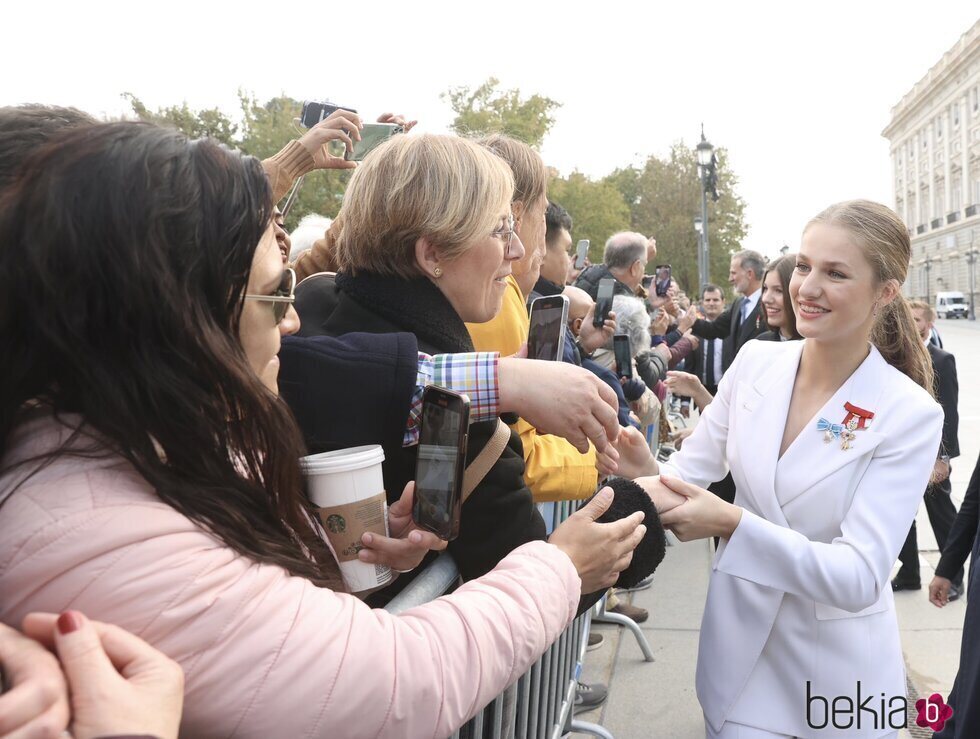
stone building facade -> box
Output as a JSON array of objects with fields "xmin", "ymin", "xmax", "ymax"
[{"xmin": 882, "ymin": 20, "xmax": 980, "ymax": 311}]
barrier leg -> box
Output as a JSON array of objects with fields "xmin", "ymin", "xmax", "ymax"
[
  {"xmin": 592, "ymin": 601, "xmax": 655, "ymax": 663},
  {"xmin": 568, "ymin": 719, "xmax": 616, "ymax": 738}
]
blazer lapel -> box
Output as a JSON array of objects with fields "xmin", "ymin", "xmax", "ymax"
[
  {"xmin": 775, "ymin": 346, "xmax": 889, "ymax": 508},
  {"xmin": 734, "ymin": 341, "xmax": 804, "ymax": 527}
]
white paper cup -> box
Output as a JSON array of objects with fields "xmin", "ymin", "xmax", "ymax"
[{"xmin": 300, "ymin": 445, "xmax": 392, "ymax": 593}]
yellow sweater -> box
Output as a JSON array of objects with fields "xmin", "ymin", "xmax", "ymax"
[{"xmin": 467, "ymin": 276, "xmax": 598, "ymax": 502}]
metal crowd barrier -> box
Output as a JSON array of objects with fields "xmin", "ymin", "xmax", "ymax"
[{"xmin": 385, "ymin": 499, "xmax": 614, "ymax": 739}]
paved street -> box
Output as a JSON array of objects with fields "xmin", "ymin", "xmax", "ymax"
[{"xmin": 576, "ymin": 319, "xmax": 980, "ymax": 738}]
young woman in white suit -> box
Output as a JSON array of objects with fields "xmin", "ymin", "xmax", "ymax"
[{"xmin": 604, "ymin": 200, "xmax": 944, "ymax": 738}]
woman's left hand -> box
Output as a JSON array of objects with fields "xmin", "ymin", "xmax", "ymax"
[
  {"xmin": 657, "ymin": 475, "xmax": 743, "ymax": 541},
  {"xmin": 357, "ymin": 482, "xmax": 447, "ymax": 572}
]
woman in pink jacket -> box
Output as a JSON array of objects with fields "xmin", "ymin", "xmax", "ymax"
[{"xmin": 0, "ymin": 122, "xmax": 646, "ymax": 738}]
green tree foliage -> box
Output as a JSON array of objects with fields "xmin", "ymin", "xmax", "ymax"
[
  {"xmin": 606, "ymin": 143, "xmax": 747, "ymax": 295},
  {"xmin": 547, "ymin": 171, "xmax": 631, "ymax": 263},
  {"xmin": 124, "ymin": 92, "xmax": 350, "ymax": 228},
  {"xmin": 442, "ymin": 78, "xmax": 561, "ymax": 148}
]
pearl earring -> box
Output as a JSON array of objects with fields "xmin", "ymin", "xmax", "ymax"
[{"xmin": 433, "ymin": 267, "xmax": 443, "ymax": 278}]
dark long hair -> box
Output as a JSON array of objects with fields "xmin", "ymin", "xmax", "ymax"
[
  {"xmin": 762, "ymin": 254, "xmax": 801, "ymax": 340},
  {"xmin": 0, "ymin": 122, "xmax": 345, "ymax": 590}
]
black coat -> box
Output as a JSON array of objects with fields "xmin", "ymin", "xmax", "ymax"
[
  {"xmin": 929, "ymin": 343, "xmax": 960, "ymax": 460},
  {"xmin": 690, "ymin": 294, "xmax": 767, "ymax": 371},
  {"xmin": 288, "ymin": 271, "xmax": 546, "ymax": 586},
  {"xmin": 573, "ymin": 264, "xmax": 635, "ymax": 302},
  {"xmin": 934, "ymin": 452, "xmax": 980, "ymax": 739},
  {"xmin": 278, "ymin": 332, "xmax": 419, "ymax": 452}
]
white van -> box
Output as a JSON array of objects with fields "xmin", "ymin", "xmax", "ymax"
[{"xmin": 935, "ymin": 291, "xmax": 968, "ymax": 319}]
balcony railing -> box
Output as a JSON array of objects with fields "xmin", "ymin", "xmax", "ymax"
[
  {"xmin": 932, "ymin": 218, "xmax": 942, "ymax": 230},
  {"xmin": 948, "ymin": 212, "xmax": 960, "ymax": 224},
  {"xmin": 967, "ymin": 204, "xmax": 978, "ymax": 217},
  {"xmin": 917, "ymin": 224, "xmax": 927, "ymax": 234}
]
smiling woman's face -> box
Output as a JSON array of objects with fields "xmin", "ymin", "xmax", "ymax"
[
  {"xmin": 761, "ymin": 269, "xmax": 785, "ymax": 330},
  {"xmin": 238, "ymin": 224, "xmax": 299, "ymax": 394},
  {"xmin": 434, "ymin": 205, "xmax": 525, "ymax": 324},
  {"xmin": 790, "ymin": 222, "xmax": 879, "ymax": 345}
]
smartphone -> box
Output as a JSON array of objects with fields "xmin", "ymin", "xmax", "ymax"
[
  {"xmin": 574, "ymin": 240, "xmax": 589, "ymax": 270},
  {"xmin": 300, "ymin": 101, "xmax": 357, "ymax": 129},
  {"xmin": 527, "ymin": 295, "xmax": 569, "ymax": 361},
  {"xmin": 594, "ymin": 278, "xmax": 615, "ymax": 327},
  {"xmin": 655, "ymin": 264, "xmax": 672, "ymax": 297},
  {"xmin": 344, "ymin": 122, "xmax": 404, "ymax": 162},
  {"xmin": 412, "ymin": 387, "xmax": 470, "ymax": 541},
  {"xmin": 613, "ymin": 333, "xmax": 633, "ymax": 378}
]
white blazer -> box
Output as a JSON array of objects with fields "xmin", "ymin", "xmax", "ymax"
[{"xmin": 660, "ymin": 339, "xmax": 942, "ymax": 737}]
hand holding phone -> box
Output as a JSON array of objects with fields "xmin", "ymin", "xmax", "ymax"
[
  {"xmin": 594, "ymin": 278, "xmax": 616, "ymax": 328},
  {"xmin": 412, "ymin": 388, "xmax": 470, "ymax": 540},
  {"xmin": 575, "ymin": 240, "xmax": 590, "ymax": 270},
  {"xmin": 655, "ymin": 264, "xmax": 672, "ymax": 297},
  {"xmin": 613, "ymin": 333, "xmax": 633, "ymax": 378},
  {"xmin": 297, "ymin": 108, "xmax": 363, "ymax": 171},
  {"xmin": 528, "ymin": 295, "xmax": 569, "ymax": 361}
]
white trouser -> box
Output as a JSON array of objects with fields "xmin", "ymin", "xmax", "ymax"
[{"xmin": 706, "ymin": 721, "xmax": 898, "ymax": 739}]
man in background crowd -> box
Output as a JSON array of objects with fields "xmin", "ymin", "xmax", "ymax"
[
  {"xmin": 575, "ymin": 232, "xmax": 650, "ymax": 300},
  {"xmin": 894, "ymin": 300, "xmax": 963, "ymax": 598},
  {"xmin": 684, "ymin": 284, "xmax": 726, "ymax": 397},
  {"xmin": 678, "ymin": 249, "xmax": 766, "ymax": 378},
  {"xmin": 531, "ymin": 201, "xmax": 574, "ymax": 300}
]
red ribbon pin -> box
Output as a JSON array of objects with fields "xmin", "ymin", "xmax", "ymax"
[{"xmin": 842, "ymin": 402, "xmax": 874, "ymax": 430}]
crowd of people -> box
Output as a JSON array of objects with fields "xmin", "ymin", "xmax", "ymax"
[{"xmin": 0, "ymin": 102, "xmax": 976, "ymax": 739}]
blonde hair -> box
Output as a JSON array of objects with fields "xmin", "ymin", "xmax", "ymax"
[
  {"xmin": 472, "ymin": 133, "xmax": 547, "ymax": 213},
  {"xmin": 907, "ymin": 299, "xmax": 935, "ymax": 322},
  {"xmin": 333, "ymin": 134, "xmax": 515, "ymax": 279},
  {"xmin": 805, "ymin": 199, "xmax": 933, "ymax": 395}
]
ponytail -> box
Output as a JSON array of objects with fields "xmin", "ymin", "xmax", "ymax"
[{"xmin": 871, "ymin": 293, "xmax": 934, "ymax": 397}]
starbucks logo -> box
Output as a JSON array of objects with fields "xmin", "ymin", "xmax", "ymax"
[{"xmin": 326, "ymin": 514, "xmax": 346, "ymax": 534}]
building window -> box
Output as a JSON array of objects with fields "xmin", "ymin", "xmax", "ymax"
[
  {"xmin": 953, "ymin": 103, "xmax": 960, "ymax": 128},
  {"xmin": 936, "ymin": 117, "xmax": 943, "ymax": 139}
]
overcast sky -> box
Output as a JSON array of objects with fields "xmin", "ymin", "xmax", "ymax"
[{"xmin": 5, "ymin": 1, "xmax": 977, "ymax": 258}]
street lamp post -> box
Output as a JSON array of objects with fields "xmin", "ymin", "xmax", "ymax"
[
  {"xmin": 696, "ymin": 125, "xmax": 718, "ymax": 289},
  {"xmin": 694, "ymin": 216, "xmax": 704, "ymax": 290},
  {"xmin": 966, "ymin": 246, "xmax": 979, "ymax": 321}
]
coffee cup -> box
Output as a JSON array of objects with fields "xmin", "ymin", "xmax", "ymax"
[{"xmin": 300, "ymin": 445, "xmax": 392, "ymax": 592}]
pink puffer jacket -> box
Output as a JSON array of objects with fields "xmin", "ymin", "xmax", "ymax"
[{"xmin": 0, "ymin": 414, "xmax": 580, "ymax": 738}]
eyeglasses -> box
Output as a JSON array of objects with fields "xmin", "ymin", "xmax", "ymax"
[
  {"xmin": 244, "ymin": 267, "xmax": 296, "ymax": 325},
  {"xmin": 492, "ymin": 215, "xmax": 519, "ymax": 257}
]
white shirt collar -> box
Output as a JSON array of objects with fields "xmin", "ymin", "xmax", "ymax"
[{"xmin": 742, "ymin": 287, "xmax": 762, "ymax": 314}]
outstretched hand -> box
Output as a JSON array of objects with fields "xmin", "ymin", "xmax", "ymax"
[
  {"xmin": 498, "ymin": 353, "xmax": 620, "ymax": 455},
  {"xmin": 657, "ymin": 475, "xmax": 742, "ymax": 541},
  {"xmin": 549, "ymin": 487, "xmax": 646, "ymax": 593},
  {"xmin": 596, "ymin": 425, "xmax": 657, "ymax": 479}
]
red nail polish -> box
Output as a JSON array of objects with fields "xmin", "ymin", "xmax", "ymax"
[{"xmin": 57, "ymin": 611, "xmax": 82, "ymax": 635}]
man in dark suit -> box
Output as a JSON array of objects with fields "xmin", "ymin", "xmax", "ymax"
[
  {"xmin": 677, "ymin": 250, "xmax": 767, "ymax": 376},
  {"xmin": 684, "ymin": 283, "xmax": 726, "ymax": 397},
  {"xmin": 931, "ymin": 452, "xmax": 979, "ymax": 739},
  {"xmin": 893, "ymin": 300, "xmax": 962, "ymax": 597}
]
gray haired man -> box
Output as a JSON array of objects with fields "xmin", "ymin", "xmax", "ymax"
[{"xmin": 574, "ymin": 231, "xmax": 650, "ymax": 301}]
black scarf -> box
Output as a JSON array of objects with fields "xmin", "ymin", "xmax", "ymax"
[{"xmin": 335, "ymin": 271, "xmax": 475, "ymax": 353}]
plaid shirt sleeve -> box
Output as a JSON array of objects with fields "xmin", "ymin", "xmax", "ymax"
[{"xmin": 403, "ymin": 351, "xmax": 501, "ymax": 447}]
